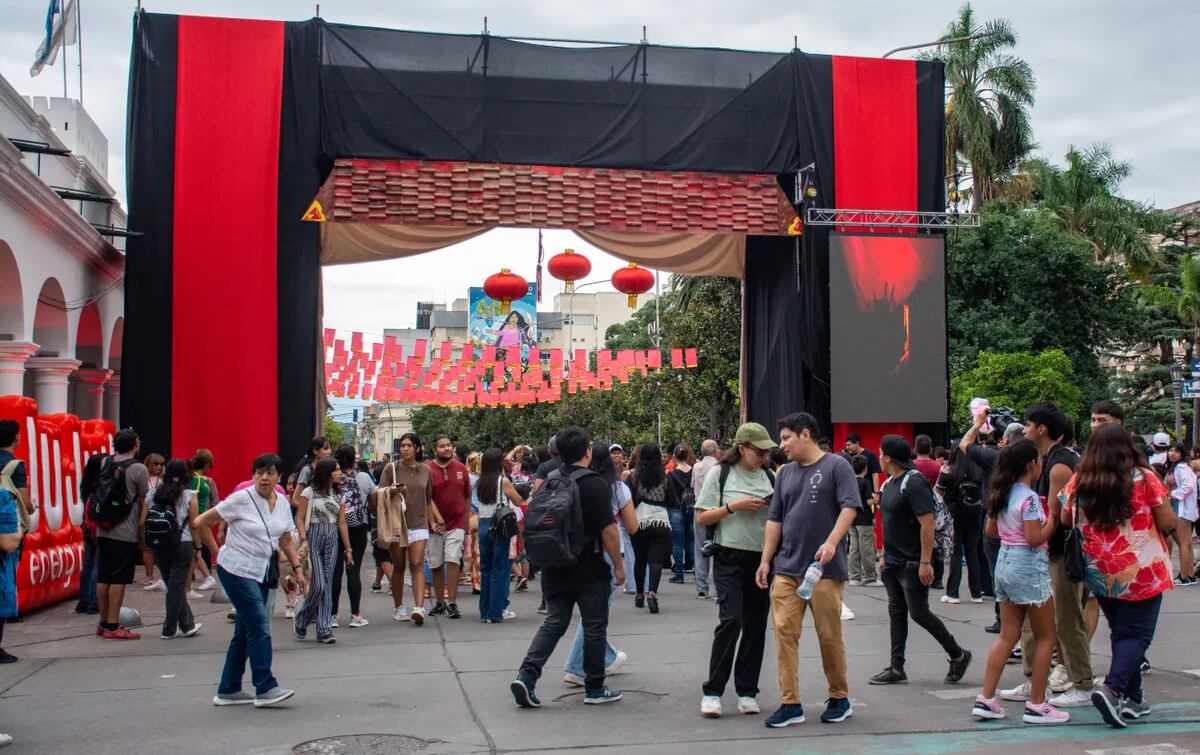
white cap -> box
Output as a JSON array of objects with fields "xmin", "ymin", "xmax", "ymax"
[{"xmin": 1152, "ymin": 432, "xmax": 1170, "ymax": 448}]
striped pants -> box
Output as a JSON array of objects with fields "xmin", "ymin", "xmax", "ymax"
[{"xmin": 294, "ymin": 522, "xmax": 337, "ymax": 640}]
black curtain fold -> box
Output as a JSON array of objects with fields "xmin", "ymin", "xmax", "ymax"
[
  {"xmin": 122, "ymin": 11, "xmax": 177, "ymax": 455},
  {"xmin": 277, "ymin": 20, "xmax": 329, "ymax": 471}
]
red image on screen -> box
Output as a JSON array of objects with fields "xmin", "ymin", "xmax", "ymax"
[{"xmin": 829, "ymin": 233, "xmax": 946, "ymax": 423}]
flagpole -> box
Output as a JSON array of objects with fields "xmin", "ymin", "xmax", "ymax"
[
  {"xmin": 61, "ymin": 6, "xmax": 67, "ymax": 99},
  {"xmin": 76, "ymin": 0, "xmax": 83, "ymax": 104}
]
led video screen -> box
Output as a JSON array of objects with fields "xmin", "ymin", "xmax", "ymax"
[{"xmin": 829, "ymin": 233, "xmax": 947, "ymax": 423}]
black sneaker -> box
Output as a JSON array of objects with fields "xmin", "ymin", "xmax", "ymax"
[
  {"xmin": 697, "ymin": 591, "xmax": 707, "ymax": 599},
  {"xmin": 647, "ymin": 595, "xmax": 659, "ymax": 614},
  {"xmin": 820, "ymin": 697, "xmax": 852, "ymax": 723},
  {"xmin": 369, "ymin": 583, "xmax": 382, "ymax": 593},
  {"xmin": 945, "ymin": 650, "xmax": 972, "ymax": 684},
  {"xmin": 1141, "ymin": 658, "xmax": 1151, "ymax": 674},
  {"xmin": 868, "ymin": 667, "xmax": 907, "ymax": 685},
  {"xmin": 634, "ymin": 594, "xmax": 645, "ymax": 608},
  {"xmin": 1091, "ymin": 684, "xmax": 1126, "ymax": 728},
  {"xmin": 537, "ymin": 600, "xmax": 547, "ymax": 615},
  {"xmin": 985, "ymin": 620, "xmax": 1001, "ymax": 634},
  {"xmin": 931, "ymin": 581, "xmax": 944, "ymax": 591},
  {"xmin": 429, "ymin": 602, "xmax": 448, "ymax": 617},
  {"xmin": 584, "ymin": 687, "xmax": 622, "ymax": 705},
  {"xmin": 1007, "ymin": 647, "xmax": 1022, "ymax": 664},
  {"xmin": 668, "ymin": 575, "xmax": 685, "ymax": 584},
  {"xmin": 511, "ymin": 679, "xmax": 541, "ymax": 708},
  {"xmin": 447, "ymin": 603, "xmax": 461, "ymax": 619},
  {"xmin": 765, "ymin": 703, "xmax": 805, "ymax": 728}
]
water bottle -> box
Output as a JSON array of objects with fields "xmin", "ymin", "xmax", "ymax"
[{"xmin": 795, "ymin": 561, "xmax": 823, "ymax": 600}]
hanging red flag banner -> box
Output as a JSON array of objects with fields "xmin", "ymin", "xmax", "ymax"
[{"xmin": 685, "ymin": 348, "xmax": 698, "ymax": 368}]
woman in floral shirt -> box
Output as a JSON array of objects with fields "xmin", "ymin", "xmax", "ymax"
[{"xmin": 1060, "ymin": 423, "xmax": 1176, "ymax": 728}]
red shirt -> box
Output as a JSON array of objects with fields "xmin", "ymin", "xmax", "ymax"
[
  {"xmin": 427, "ymin": 459, "xmax": 471, "ymax": 532},
  {"xmin": 914, "ymin": 457, "xmax": 941, "ymax": 485}
]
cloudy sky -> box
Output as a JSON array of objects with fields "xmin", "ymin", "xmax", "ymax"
[{"xmin": 3, "ymin": 1, "xmax": 1196, "ymax": 335}]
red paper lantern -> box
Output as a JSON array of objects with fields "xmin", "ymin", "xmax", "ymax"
[
  {"xmin": 547, "ymin": 248, "xmax": 592, "ymax": 294},
  {"xmin": 483, "ymin": 268, "xmax": 529, "ymax": 314},
  {"xmin": 611, "ymin": 262, "xmax": 654, "ymax": 308}
]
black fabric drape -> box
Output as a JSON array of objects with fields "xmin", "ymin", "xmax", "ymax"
[
  {"xmin": 917, "ymin": 61, "xmax": 949, "ymax": 437},
  {"xmin": 277, "ymin": 20, "xmax": 329, "ymax": 472},
  {"xmin": 122, "ymin": 10, "xmax": 177, "ymax": 454}
]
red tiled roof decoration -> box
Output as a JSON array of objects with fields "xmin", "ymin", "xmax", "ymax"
[{"xmin": 325, "ymin": 159, "xmax": 798, "ymax": 235}]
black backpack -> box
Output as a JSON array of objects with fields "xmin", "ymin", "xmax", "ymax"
[
  {"xmin": 144, "ymin": 489, "xmax": 183, "ymax": 549},
  {"xmin": 524, "ymin": 467, "xmax": 596, "ymax": 568},
  {"xmin": 88, "ymin": 457, "xmax": 136, "ymax": 529},
  {"xmin": 671, "ymin": 468, "xmax": 696, "ymax": 511},
  {"xmin": 490, "ymin": 501, "xmax": 520, "ymax": 542},
  {"xmin": 947, "ymin": 446, "xmax": 984, "ymax": 511}
]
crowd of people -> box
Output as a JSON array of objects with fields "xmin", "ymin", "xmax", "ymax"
[{"xmin": 0, "ymin": 395, "xmax": 1192, "ymax": 744}]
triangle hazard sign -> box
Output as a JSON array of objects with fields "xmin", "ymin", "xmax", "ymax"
[{"xmin": 301, "ymin": 200, "xmax": 326, "ymax": 222}]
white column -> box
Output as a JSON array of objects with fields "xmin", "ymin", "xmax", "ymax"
[
  {"xmin": 0, "ymin": 342, "xmax": 39, "ymax": 397},
  {"xmin": 103, "ymin": 372, "xmax": 120, "ymax": 425},
  {"xmin": 72, "ymin": 368, "xmax": 112, "ymax": 420},
  {"xmin": 26, "ymin": 357, "xmax": 81, "ymax": 415}
]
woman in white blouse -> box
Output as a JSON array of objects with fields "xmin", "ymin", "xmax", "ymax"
[{"xmin": 195, "ymin": 453, "xmax": 306, "ymax": 708}]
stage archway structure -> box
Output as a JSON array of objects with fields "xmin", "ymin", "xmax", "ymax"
[{"xmin": 125, "ymin": 12, "xmax": 956, "ymax": 495}]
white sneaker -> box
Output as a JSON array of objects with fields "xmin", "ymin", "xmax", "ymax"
[
  {"xmin": 502, "ymin": 609, "xmax": 517, "ymax": 620},
  {"xmin": 1048, "ymin": 687, "xmax": 1092, "ymax": 707},
  {"xmin": 605, "ymin": 650, "xmax": 628, "ymax": 676},
  {"xmin": 1000, "ymin": 680, "xmax": 1031, "ymax": 702},
  {"xmin": 737, "ymin": 696, "xmax": 760, "ymax": 714},
  {"xmin": 970, "ymin": 597, "xmax": 984, "ymax": 604},
  {"xmin": 1048, "ymin": 664, "xmax": 1073, "ymax": 693},
  {"xmin": 197, "ymin": 576, "xmax": 217, "ymax": 590},
  {"xmin": 701, "ymin": 695, "xmax": 722, "ymax": 718},
  {"xmin": 870, "ymin": 579, "xmax": 885, "ymax": 587},
  {"xmin": 840, "ymin": 602, "xmax": 855, "ymax": 620},
  {"xmin": 330, "ymin": 616, "xmax": 339, "ymax": 628},
  {"xmin": 847, "ymin": 579, "xmax": 863, "ymax": 586},
  {"xmin": 393, "ymin": 606, "xmax": 410, "ymax": 622},
  {"xmin": 411, "ymin": 606, "xmax": 425, "ymax": 626},
  {"xmin": 349, "ymin": 615, "xmax": 369, "ymax": 628},
  {"xmin": 284, "ymin": 607, "xmax": 295, "ymax": 619},
  {"xmin": 187, "ymin": 590, "xmax": 203, "ymax": 600},
  {"xmin": 940, "ymin": 595, "xmax": 961, "ymax": 604},
  {"xmin": 143, "ymin": 579, "xmax": 166, "ymax": 591},
  {"xmin": 563, "ymin": 671, "xmax": 585, "ymax": 687}
]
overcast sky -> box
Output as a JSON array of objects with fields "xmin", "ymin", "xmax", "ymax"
[{"xmin": 3, "ymin": 1, "xmax": 1196, "ymax": 335}]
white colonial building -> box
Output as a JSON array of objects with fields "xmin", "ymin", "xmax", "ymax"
[{"xmin": 0, "ymin": 73, "xmax": 125, "ymax": 421}]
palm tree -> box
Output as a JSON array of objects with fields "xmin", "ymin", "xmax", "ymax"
[
  {"xmin": 1024, "ymin": 144, "xmax": 1160, "ymax": 277},
  {"xmin": 922, "ymin": 4, "xmax": 1036, "ymax": 211}
]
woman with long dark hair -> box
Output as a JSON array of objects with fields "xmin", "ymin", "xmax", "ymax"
[
  {"xmin": 475, "ymin": 449, "xmax": 524, "ymax": 622},
  {"xmin": 971, "ymin": 440, "xmax": 1066, "ymax": 723},
  {"xmin": 1165, "ymin": 443, "xmax": 1197, "ymax": 585},
  {"xmin": 378, "ymin": 432, "xmax": 441, "ymax": 626},
  {"xmin": 628, "ymin": 443, "xmax": 678, "ymax": 613},
  {"xmin": 1060, "ymin": 422, "xmax": 1176, "ymax": 727},
  {"xmin": 293, "ymin": 457, "xmax": 353, "ymax": 644},
  {"xmin": 141, "ymin": 458, "xmax": 203, "ymax": 640},
  {"xmin": 331, "ymin": 444, "xmax": 376, "ymax": 628}
]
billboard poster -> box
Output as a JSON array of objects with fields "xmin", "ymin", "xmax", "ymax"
[{"xmin": 469, "ymin": 283, "xmax": 538, "ymax": 361}]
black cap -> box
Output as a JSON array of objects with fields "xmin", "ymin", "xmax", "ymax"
[{"xmin": 879, "ymin": 435, "xmax": 915, "ymax": 470}]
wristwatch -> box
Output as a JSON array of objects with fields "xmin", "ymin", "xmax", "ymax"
[
  {"xmin": 919, "ymin": 560, "xmax": 931, "ymax": 565},
  {"xmin": 723, "ymin": 503, "xmax": 732, "ymax": 514}
]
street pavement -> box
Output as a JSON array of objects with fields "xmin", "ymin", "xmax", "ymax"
[{"xmin": 2, "ymin": 567, "xmax": 1200, "ymax": 754}]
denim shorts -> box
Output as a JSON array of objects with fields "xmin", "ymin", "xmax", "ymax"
[{"xmin": 993, "ymin": 544, "xmax": 1051, "ymax": 606}]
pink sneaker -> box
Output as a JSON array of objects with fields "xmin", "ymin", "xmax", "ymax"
[
  {"xmin": 1023, "ymin": 700, "xmax": 1069, "ymax": 724},
  {"xmin": 971, "ymin": 695, "xmax": 1005, "ymax": 720}
]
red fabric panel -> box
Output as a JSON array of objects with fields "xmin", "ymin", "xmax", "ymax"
[
  {"xmin": 172, "ymin": 17, "xmax": 284, "ymax": 496},
  {"xmin": 832, "ymin": 56, "xmax": 919, "ymax": 443}
]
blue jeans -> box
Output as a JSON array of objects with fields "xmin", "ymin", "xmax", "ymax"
[
  {"xmin": 1096, "ymin": 593, "xmax": 1162, "ymax": 704},
  {"xmin": 217, "ymin": 565, "xmax": 278, "ymax": 695},
  {"xmin": 79, "ymin": 530, "xmax": 99, "ymax": 609},
  {"xmin": 564, "ymin": 583, "xmax": 618, "ymax": 676},
  {"xmin": 478, "ymin": 518, "xmax": 511, "ymax": 620},
  {"xmin": 669, "ymin": 507, "xmax": 694, "ymax": 578}
]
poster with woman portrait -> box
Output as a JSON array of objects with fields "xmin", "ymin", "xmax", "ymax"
[{"xmin": 468, "ymin": 284, "xmax": 539, "ymax": 363}]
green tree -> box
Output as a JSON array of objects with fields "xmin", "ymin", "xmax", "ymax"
[
  {"xmin": 1023, "ymin": 144, "xmax": 1160, "ymax": 276},
  {"xmin": 323, "ymin": 415, "xmax": 346, "ymax": 447},
  {"xmin": 950, "ymin": 349, "xmax": 1083, "ymax": 432},
  {"xmin": 922, "ymin": 3, "xmax": 1035, "ymax": 210},
  {"xmin": 947, "ymin": 205, "xmax": 1141, "ymax": 407}
]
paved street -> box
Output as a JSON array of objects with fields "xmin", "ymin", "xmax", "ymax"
[{"xmin": 2, "ymin": 571, "xmax": 1199, "ymax": 755}]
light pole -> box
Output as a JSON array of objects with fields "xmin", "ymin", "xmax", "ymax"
[{"xmin": 1170, "ymin": 361, "xmax": 1183, "ymax": 439}]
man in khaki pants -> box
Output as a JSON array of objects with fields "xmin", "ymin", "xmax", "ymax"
[{"xmin": 757, "ymin": 412, "xmax": 862, "ymax": 728}]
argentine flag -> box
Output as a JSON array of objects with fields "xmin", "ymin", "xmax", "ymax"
[{"xmin": 30, "ymin": 0, "xmax": 78, "ymax": 77}]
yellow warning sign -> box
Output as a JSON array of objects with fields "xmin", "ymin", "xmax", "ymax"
[{"xmin": 301, "ymin": 200, "xmax": 326, "ymax": 222}]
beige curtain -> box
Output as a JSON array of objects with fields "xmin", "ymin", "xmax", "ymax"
[
  {"xmin": 321, "ymin": 223, "xmax": 492, "ymax": 266},
  {"xmin": 572, "ymin": 230, "xmax": 745, "ymax": 278}
]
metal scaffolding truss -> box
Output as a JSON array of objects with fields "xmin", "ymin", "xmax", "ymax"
[{"xmin": 804, "ymin": 207, "xmax": 979, "ymax": 229}]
